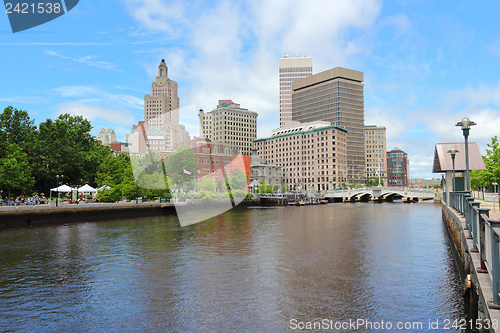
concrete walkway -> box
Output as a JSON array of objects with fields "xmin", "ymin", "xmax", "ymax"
[
  {"xmin": 471, "ymin": 197, "xmax": 500, "ymax": 219},
  {"xmin": 0, "ymin": 201, "xmax": 169, "ymax": 211}
]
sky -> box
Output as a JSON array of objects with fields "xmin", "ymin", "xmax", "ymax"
[{"xmin": 1, "ymin": 0, "xmax": 500, "ymax": 179}]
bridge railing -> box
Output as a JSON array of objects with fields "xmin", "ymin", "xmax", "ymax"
[{"xmin": 449, "ymin": 190, "xmax": 500, "ymax": 306}]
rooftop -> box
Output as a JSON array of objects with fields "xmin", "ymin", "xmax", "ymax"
[{"xmin": 432, "ymin": 142, "xmax": 486, "ymax": 173}]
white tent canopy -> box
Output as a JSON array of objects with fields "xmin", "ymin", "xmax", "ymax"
[
  {"xmin": 98, "ymin": 185, "xmax": 111, "ymax": 191},
  {"xmin": 78, "ymin": 184, "xmax": 97, "ymax": 192},
  {"xmin": 50, "ymin": 184, "xmax": 73, "ymax": 193}
]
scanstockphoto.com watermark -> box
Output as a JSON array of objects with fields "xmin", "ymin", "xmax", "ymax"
[
  {"xmin": 290, "ymin": 318, "xmax": 499, "ymax": 331},
  {"xmin": 3, "ymin": 0, "xmax": 79, "ymax": 33}
]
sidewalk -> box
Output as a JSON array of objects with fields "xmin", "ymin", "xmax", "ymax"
[{"xmin": 472, "ymin": 197, "xmax": 500, "ymax": 219}]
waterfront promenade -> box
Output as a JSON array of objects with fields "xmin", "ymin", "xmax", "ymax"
[
  {"xmin": 471, "ymin": 197, "xmax": 500, "ymax": 219},
  {"xmin": 0, "ymin": 201, "xmax": 175, "ymax": 228}
]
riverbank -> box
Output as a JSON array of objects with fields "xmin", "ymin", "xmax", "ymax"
[
  {"xmin": 442, "ymin": 200, "xmax": 500, "ymax": 332},
  {"xmin": 0, "ymin": 201, "xmax": 176, "ymax": 228}
]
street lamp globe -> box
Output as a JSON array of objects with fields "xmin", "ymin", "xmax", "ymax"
[{"xmin": 455, "ymin": 117, "xmax": 477, "ymax": 136}]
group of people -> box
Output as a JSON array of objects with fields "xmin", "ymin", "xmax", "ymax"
[{"xmin": 0, "ymin": 194, "xmax": 45, "ymax": 206}]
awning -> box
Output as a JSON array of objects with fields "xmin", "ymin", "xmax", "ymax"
[
  {"xmin": 78, "ymin": 184, "xmax": 97, "ymax": 192},
  {"xmin": 50, "ymin": 184, "xmax": 73, "ymax": 192}
]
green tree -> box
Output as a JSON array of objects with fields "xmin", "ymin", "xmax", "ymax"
[
  {"xmin": 96, "ymin": 153, "xmax": 143, "ymax": 201},
  {"xmin": 164, "ymin": 146, "xmax": 197, "ymax": 190},
  {"xmin": 257, "ymin": 179, "xmax": 273, "ymax": 193},
  {"xmin": 0, "ymin": 106, "xmax": 36, "ymax": 159},
  {"xmin": 32, "ymin": 114, "xmax": 111, "ymax": 193},
  {"xmin": 228, "ymin": 168, "xmax": 249, "ymax": 192},
  {"xmin": 199, "ymin": 177, "xmax": 216, "ymax": 192},
  {"xmin": 0, "ymin": 144, "xmax": 35, "ymax": 196},
  {"xmin": 484, "ymin": 136, "xmax": 500, "ymax": 187}
]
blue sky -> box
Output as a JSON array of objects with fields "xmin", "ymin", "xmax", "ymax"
[{"xmin": 1, "ymin": 0, "xmax": 500, "ymax": 179}]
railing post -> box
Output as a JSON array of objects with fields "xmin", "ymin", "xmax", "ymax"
[
  {"xmin": 462, "ymin": 193, "xmax": 470, "ymax": 215},
  {"xmin": 489, "ymin": 221, "xmax": 500, "ymax": 305},
  {"xmin": 478, "ymin": 208, "xmax": 490, "ymax": 272},
  {"xmin": 465, "ymin": 197, "xmax": 474, "ymax": 230},
  {"xmin": 471, "ymin": 202, "xmax": 480, "ymax": 245}
]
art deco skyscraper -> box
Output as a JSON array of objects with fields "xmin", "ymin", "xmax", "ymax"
[
  {"xmin": 279, "ymin": 56, "xmax": 312, "ymax": 127},
  {"xmin": 128, "ymin": 59, "xmax": 189, "ymax": 155},
  {"xmin": 292, "ymin": 67, "xmax": 365, "ymax": 184},
  {"xmin": 144, "ymin": 59, "xmax": 179, "ymax": 127}
]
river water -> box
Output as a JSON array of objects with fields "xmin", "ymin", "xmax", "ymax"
[{"xmin": 0, "ymin": 203, "xmax": 464, "ymax": 332}]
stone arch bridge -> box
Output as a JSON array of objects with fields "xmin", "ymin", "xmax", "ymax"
[{"xmin": 325, "ymin": 186, "xmax": 438, "ymax": 202}]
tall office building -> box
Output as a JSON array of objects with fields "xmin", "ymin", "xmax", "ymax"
[
  {"xmin": 279, "ymin": 56, "xmax": 312, "ymax": 127},
  {"xmin": 144, "ymin": 59, "xmax": 179, "ymax": 127},
  {"xmin": 365, "ymin": 125, "xmax": 387, "ymax": 185},
  {"xmin": 291, "ymin": 67, "xmax": 365, "ymax": 184},
  {"xmin": 128, "ymin": 59, "xmax": 189, "ymax": 155},
  {"xmin": 253, "ymin": 121, "xmax": 348, "ymax": 191},
  {"xmin": 386, "ymin": 147, "xmax": 408, "ymax": 187},
  {"xmin": 199, "ymin": 100, "xmax": 258, "ymax": 156}
]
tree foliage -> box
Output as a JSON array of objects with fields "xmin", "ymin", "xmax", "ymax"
[
  {"xmin": 471, "ymin": 136, "xmax": 500, "ymax": 197},
  {"xmin": 0, "ymin": 106, "xmax": 36, "ymax": 159},
  {"xmin": 228, "ymin": 168, "xmax": 249, "ymax": 192},
  {"xmin": 0, "ymin": 144, "xmax": 35, "ymax": 196},
  {"xmin": 164, "ymin": 146, "xmax": 197, "ymax": 190},
  {"xmin": 32, "ymin": 114, "xmax": 112, "ymax": 192}
]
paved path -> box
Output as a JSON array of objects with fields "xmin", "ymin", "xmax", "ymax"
[
  {"xmin": 471, "ymin": 197, "xmax": 500, "ymax": 219},
  {"xmin": 0, "ymin": 201, "xmax": 170, "ymax": 213}
]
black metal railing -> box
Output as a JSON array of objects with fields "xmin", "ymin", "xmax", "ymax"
[{"xmin": 449, "ymin": 191, "xmax": 500, "ymax": 306}]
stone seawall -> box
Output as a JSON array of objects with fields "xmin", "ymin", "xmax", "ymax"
[
  {"xmin": 442, "ymin": 201, "xmax": 469, "ymax": 277},
  {"xmin": 441, "ymin": 201, "xmax": 500, "ymax": 332},
  {"xmin": 0, "ymin": 203, "xmax": 176, "ymax": 229}
]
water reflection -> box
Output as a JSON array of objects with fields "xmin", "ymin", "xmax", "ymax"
[{"xmin": 0, "ymin": 203, "xmax": 463, "ymax": 332}]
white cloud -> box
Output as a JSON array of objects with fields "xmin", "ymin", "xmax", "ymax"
[
  {"xmin": 122, "ymin": 0, "xmax": 382, "ymax": 129},
  {"xmin": 0, "ymin": 96, "xmax": 49, "ymax": 104},
  {"xmin": 121, "ymin": 0, "xmax": 185, "ymax": 35},
  {"xmin": 53, "ymin": 85, "xmax": 143, "ymax": 111},
  {"xmin": 56, "ymin": 103, "xmax": 135, "ymax": 127},
  {"xmin": 426, "ymin": 82, "xmax": 500, "ymax": 143},
  {"xmin": 46, "ymin": 50, "xmax": 121, "ymax": 72}
]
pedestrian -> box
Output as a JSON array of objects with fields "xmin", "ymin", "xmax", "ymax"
[{"xmin": 15, "ymin": 197, "xmax": 20, "ymax": 206}]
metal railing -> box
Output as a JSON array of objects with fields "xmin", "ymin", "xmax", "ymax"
[{"xmin": 449, "ymin": 191, "xmax": 500, "ymax": 305}]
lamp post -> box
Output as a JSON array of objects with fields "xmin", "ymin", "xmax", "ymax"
[
  {"xmin": 456, "ymin": 117, "xmax": 476, "ymax": 192},
  {"xmin": 493, "ymin": 182, "xmax": 498, "ymax": 212},
  {"xmin": 55, "ymin": 175, "xmax": 60, "ymax": 207},
  {"xmin": 447, "ymin": 147, "xmax": 459, "ymax": 191}
]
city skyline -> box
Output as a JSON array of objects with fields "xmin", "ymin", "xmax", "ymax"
[{"xmin": 1, "ymin": 1, "xmax": 500, "ymax": 179}]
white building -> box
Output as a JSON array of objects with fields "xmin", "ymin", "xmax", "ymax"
[
  {"xmin": 199, "ymin": 100, "xmax": 258, "ymax": 156},
  {"xmin": 279, "ymin": 56, "xmax": 312, "ymax": 127},
  {"xmin": 365, "ymin": 125, "xmax": 387, "ymax": 185},
  {"xmin": 96, "ymin": 128, "xmax": 117, "ymax": 146},
  {"xmin": 253, "ymin": 121, "xmax": 348, "ymax": 191}
]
